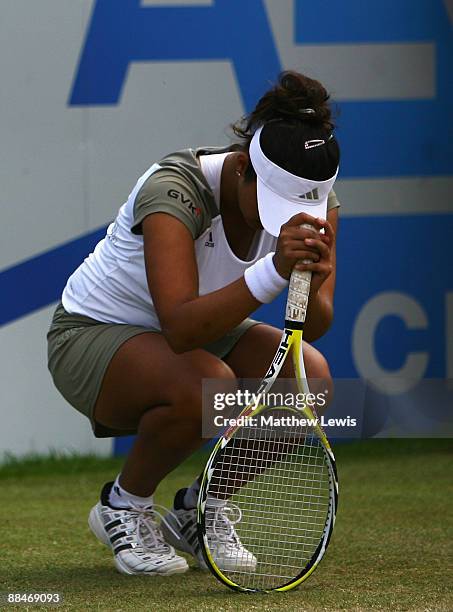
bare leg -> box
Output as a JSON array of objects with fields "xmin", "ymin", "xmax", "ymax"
[
  {"xmin": 93, "ymin": 332, "xmax": 235, "ymax": 496},
  {"xmin": 93, "ymin": 325, "xmax": 331, "ymax": 498}
]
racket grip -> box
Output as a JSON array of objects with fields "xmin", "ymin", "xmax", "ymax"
[{"xmin": 285, "ymin": 223, "xmax": 314, "ymax": 324}]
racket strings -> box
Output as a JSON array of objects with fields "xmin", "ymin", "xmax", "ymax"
[{"xmin": 204, "ymin": 414, "xmax": 332, "ymax": 590}]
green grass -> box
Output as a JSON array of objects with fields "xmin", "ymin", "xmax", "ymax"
[{"xmin": 1, "ymin": 440, "xmax": 452, "ymax": 611}]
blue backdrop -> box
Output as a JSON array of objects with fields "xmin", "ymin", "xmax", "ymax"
[{"xmin": 1, "ymin": 0, "xmax": 451, "ymax": 454}]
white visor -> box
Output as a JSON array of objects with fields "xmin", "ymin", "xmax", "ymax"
[{"xmin": 249, "ymin": 125, "xmax": 339, "ymax": 237}]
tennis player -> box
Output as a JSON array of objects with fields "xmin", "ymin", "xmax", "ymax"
[{"xmin": 47, "ymin": 71, "xmax": 340, "ymax": 576}]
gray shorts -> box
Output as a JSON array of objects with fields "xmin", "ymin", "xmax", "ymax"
[{"xmin": 46, "ymin": 302, "xmax": 259, "ymax": 438}]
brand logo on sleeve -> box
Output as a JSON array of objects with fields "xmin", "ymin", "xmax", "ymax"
[{"xmin": 167, "ymin": 189, "xmax": 201, "ymax": 217}]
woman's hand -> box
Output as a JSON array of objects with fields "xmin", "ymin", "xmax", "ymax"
[{"xmin": 273, "ymin": 212, "xmax": 335, "ymax": 294}]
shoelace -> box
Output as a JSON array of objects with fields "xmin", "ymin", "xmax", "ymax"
[
  {"xmin": 208, "ymin": 503, "xmax": 243, "ymax": 546},
  {"xmin": 123, "ymin": 503, "xmax": 179, "ymax": 555}
]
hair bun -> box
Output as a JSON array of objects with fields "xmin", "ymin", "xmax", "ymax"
[
  {"xmin": 231, "ymin": 70, "xmax": 339, "ymax": 183},
  {"xmin": 232, "ymin": 71, "xmax": 335, "ymax": 140}
]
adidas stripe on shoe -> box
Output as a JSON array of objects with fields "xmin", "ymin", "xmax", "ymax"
[{"xmin": 88, "ymin": 482, "xmax": 188, "ymax": 576}]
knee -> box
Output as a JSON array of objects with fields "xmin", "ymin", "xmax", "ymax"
[
  {"xmin": 303, "ymin": 340, "xmax": 330, "ymax": 379},
  {"xmin": 304, "ymin": 345, "xmax": 333, "ymax": 395},
  {"xmin": 308, "ymin": 349, "xmax": 331, "ymax": 380},
  {"xmin": 277, "ymin": 343, "xmax": 333, "ymax": 411}
]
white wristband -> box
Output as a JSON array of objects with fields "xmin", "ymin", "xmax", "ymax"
[{"xmin": 244, "ymin": 252, "xmax": 289, "ymax": 304}]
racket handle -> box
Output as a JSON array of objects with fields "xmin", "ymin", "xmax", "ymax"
[{"xmin": 285, "ymin": 223, "xmax": 314, "ymax": 325}]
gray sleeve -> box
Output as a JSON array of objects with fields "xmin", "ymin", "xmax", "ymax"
[
  {"xmin": 131, "ymin": 172, "xmax": 208, "ymax": 239},
  {"xmin": 327, "ymin": 188, "xmax": 340, "ymax": 211}
]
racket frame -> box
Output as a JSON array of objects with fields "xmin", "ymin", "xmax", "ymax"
[{"xmin": 197, "ymin": 226, "xmax": 339, "ymax": 593}]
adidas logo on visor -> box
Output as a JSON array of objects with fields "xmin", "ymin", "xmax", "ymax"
[{"xmin": 298, "ymin": 188, "xmax": 319, "ymax": 201}]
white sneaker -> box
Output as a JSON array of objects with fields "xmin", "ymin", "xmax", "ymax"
[
  {"xmin": 161, "ymin": 489, "xmax": 206, "ymax": 569},
  {"xmin": 88, "ymin": 482, "xmax": 189, "ymax": 576},
  {"xmin": 162, "ymin": 488, "xmax": 257, "ymax": 572}
]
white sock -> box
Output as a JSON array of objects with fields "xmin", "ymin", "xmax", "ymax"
[
  {"xmin": 183, "ymin": 479, "xmax": 201, "ymax": 509},
  {"xmin": 109, "ymin": 474, "xmax": 154, "ymax": 509}
]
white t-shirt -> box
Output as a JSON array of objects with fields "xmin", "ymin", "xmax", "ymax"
[{"xmin": 62, "ymin": 147, "xmax": 277, "ymax": 328}]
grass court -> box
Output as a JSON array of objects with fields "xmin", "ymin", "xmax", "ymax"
[{"xmin": 1, "ymin": 439, "xmax": 452, "ymax": 611}]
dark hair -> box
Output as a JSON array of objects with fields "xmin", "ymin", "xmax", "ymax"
[{"xmin": 232, "ymin": 71, "xmax": 339, "ymax": 181}]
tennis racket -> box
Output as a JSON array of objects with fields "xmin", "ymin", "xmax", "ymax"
[{"xmin": 197, "ymin": 224, "xmax": 339, "ymax": 593}]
